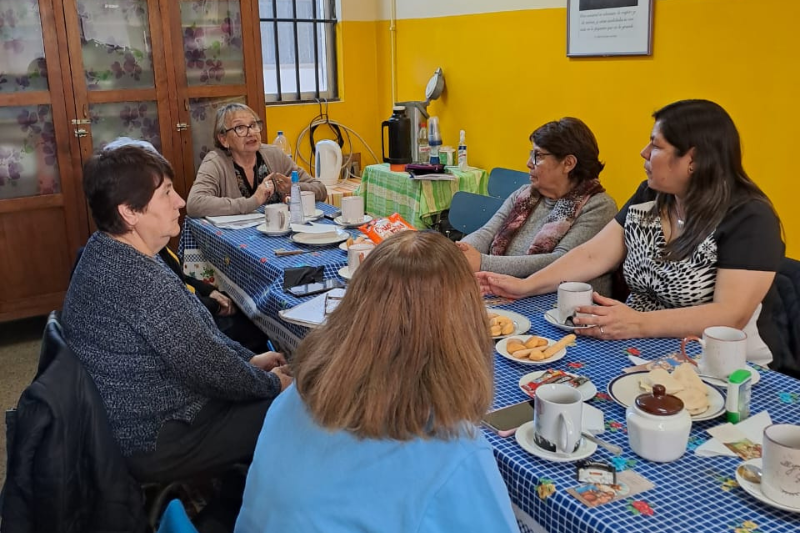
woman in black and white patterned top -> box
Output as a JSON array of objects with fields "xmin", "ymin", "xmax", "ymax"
[{"xmin": 477, "ymin": 100, "xmax": 784, "ymax": 366}]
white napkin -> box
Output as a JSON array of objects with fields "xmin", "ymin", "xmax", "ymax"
[
  {"xmin": 694, "ymin": 411, "xmax": 772, "ymax": 457},
  {"xmin": 290, "ymin": 222, "xmax": 338, "ymax": 235},
  {"xmin": 205, "ymin": 213, "xmax": 263, "ymax": 229},
  {"xmin": 583, "ymin": 403, "xmax": 605, "ymax": 435}
]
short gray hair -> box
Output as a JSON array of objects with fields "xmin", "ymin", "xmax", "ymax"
[{"xmin": 212, "ymin": 103, "xmax": 259, "ymax": 150}]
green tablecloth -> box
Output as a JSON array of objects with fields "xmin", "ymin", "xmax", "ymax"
[{"xmin": 356, "ymin": 164, "xmax": 489, "ymax": 229}]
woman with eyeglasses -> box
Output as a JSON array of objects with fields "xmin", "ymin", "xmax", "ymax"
[
  {"xmin": 478, "ymin": 100, "xmax": 784, "ymax": 368},
  {"xmin": 457, "ymin": 117, "xmax": 617, "ymax": 294},
  {"xmin": 187, "ymin": 103, "xmax": 327, "ymax": 217}
]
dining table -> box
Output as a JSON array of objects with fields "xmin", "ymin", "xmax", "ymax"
[
  {"xmin": 357, "ymin": 163, "xmax": 489, "ymax": 229},
  {"xmin": 179, "ymin": 208, "xmax": 800, "ymax": 533}
]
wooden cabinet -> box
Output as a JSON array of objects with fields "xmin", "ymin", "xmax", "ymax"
[{"xmin": 0, "ymin": 0, "xmax": 265, "ymax": 322}]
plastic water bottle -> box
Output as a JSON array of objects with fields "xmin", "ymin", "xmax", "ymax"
[
  {"xmin": 289, "ymin": 171, "xmax": 303, "ymax": 224},
  {"xmin": 458, "ymin": 130, "xmax": 468, "ymax": 170},
  {"xmin": 417, "ymin": 125, "xmax": 430, "ymax": 163},
  {"xmin": 273, "ymin": 131, "xmax": 292, "ymax": 159}
]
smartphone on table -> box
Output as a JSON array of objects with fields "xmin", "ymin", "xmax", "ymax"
[
  {"xmin": 323, "ymin": 209, "xmax": 342, "ymax": 221},
  {"xmin": 288, "ymin": 278, "xmax": 345, "ymax": 297},
  {"xmin": 482, "ymin": 400, "xmax": 534, "ymax": 437}
]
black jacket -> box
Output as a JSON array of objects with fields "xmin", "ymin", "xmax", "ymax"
[
  {"xmin": 1, "ymin": 313, "xmax": 146, "ymax": 533},
  {"xmin": 159, "ymin": 247, "xmax": 221, "ymax": 315}
]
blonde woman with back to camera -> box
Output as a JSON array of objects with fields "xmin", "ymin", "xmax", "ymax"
[{"xmin": 235, "ymin": 231, "xmax": 520, "ymax": 533}]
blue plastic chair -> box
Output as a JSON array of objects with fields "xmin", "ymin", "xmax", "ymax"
[
  {"xmin": 487, "ymin": 167, "xmax": 529, "ymax": 199},
  {"xmin": 157, "ymin": 499, "xmax": 199, "ymax": 533},
  {"xmin": 448, "ymin": 191, "xmax": 504, "ymax": 235}
]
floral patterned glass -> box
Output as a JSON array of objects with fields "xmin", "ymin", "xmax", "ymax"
[
  {"xmin": 0, "ymin": 0, "xmax": 49, "ymax": 93},
  {"xmin": 181, "ymin": 1, "xmax": 245, "ymax": 86},
  {"xmin": 188, "ymin": 96, "xmax": 245, "ymax": 171},
  {"xmin": 77, "ymin": 0, "xmax": 156, "ymax": 90},
  {"xmin": 0, "ymin": 105, "xmax": 59, "ymax": 199},
  {"xmin": 88, "ymin": 101, "xmax": 161, "ymax": 152}
]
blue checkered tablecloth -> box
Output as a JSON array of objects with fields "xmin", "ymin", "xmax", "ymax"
[{"xmin": 487, "ymin": 294, "xmax": 800, "ymax": 533}]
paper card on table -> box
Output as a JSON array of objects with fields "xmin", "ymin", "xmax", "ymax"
[
  {"xmin": 205, "ymin": 213, "xmax": 264, "ymax": 229},
  {"xmin": 278, "ymin": 288, "xmax": 346, "ymax": 328},
  {"xmin": 567, "ymin": 471, "xmax": 654, "ymax": 508},
  {"xmin": 707, "ymin": 424, "xmax": 762, "ymax": 460},
  {"xmin": 695, "ymin": 411, "xmax": 772, "ymax": 457},
  {"xmin": 622, "ymin": 353, "xmax": 690, "ymax": 374}
]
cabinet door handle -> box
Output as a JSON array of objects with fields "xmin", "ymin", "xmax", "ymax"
[
  {"xmin": 74, "ymin": 128, "xmax": 88, "ymax": 138},
  {"xmin": 176, "ymin": 123, "xmax": 189, "ymax": 131}
]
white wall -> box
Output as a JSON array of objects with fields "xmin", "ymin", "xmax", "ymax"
[{"xmin": 375, "ymin": 0, "xmax": 564, "ymax": 20}]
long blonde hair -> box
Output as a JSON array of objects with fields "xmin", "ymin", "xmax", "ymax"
[{"xmin": 294, "ymin": 231, "xmax": 494, "ymax": 440}]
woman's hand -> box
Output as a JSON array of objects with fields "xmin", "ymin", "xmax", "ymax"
[
  {"xmin": 270, "ymin": 172, "xmax": 292, "ymax": 197},
  {"xmin": 254, "ymin": 178, "xmax": 276, "ymax": 204},
  {"xmin": 571, "ymin": 292, "xmax": 645, "ymax": 339},
  {"xmin": 209, "ymin": 290, "xmax": 236, "ymax": 316},
  {"xmin": 250, "ymin": 351, "xmax": 287, "ymax": 371},
  {"xmin": 475, "ymin": 271, "xmax": 529, "ymax": 299},
  {"xmin": 455, "ymin": 242, "xmax": 481, "ymax": 271},
  {"xmin": 270, "ymin": 365, "xmax": 294, "ymax": 391}
]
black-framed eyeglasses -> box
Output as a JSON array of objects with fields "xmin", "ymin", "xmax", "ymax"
[
  {"xmin": 224, "ymin": 120, "xmax": 264, "ymax": 137},
  {"xmin": 529, "ymin": 150, "xmax": 554, "ymax": 167},
  {"xmin": 323, "ymin": 292, "xmax": 343, "ymax": 316}
]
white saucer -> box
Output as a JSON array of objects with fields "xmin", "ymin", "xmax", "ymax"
[
  {"xmin": 255, "ymin": 223, "xmax": 290, "ymax": 236},
  {"xmin": 487, "ymin": 308, "xmax": 532, "ymax": 339},
  {"xmin": 607, "ymin": 371, "xmax": 726, "ymax": 422},
  {"xmin": 337, "ymin": 266, "xmax": 353, "ymax": 280},
  {"xmin": 515, "ymin": 421, "xmax": 597, "ymax": 462},
  {"xmin": 304, "ymin": 209, "xmax": 324, "ymax": 222},
  {"xmin": 290, "ymin": 229, "xmax": 349, "ymax": 246},
  {"xmin": 544, "ymin": 309, "xmax": 596, "ymax": 331},
  {"xmin": 496, "ymin": 336, "xmax": 567, "ymax": 366},
  {"xmin": 519, "ymin": 370, "xmax": 597, "ymax": 401},
  {"xmin": 736, "ymin": 458, "xmax": 800, "ymax": 513},
  {"xmin": 699, "ymin": 366, "xmax": 762, "ymax": 388},
  {"xmin": 334, "ymin": 215, "xmax": 373, "ymax": 228}
]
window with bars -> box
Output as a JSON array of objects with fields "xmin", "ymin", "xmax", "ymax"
[{"xmin": 258, "ymin": 0, "xmax": 338, "ymax": 103}]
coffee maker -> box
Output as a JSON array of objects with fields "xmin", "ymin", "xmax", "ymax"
[{"xmin": 395, "ymin": 68, "xmax": 445, "ymax": 163}]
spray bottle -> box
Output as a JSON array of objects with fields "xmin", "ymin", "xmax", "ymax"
[{"xmin": 457, "ymin": 130, "xmax": 468, "ymax": 170}]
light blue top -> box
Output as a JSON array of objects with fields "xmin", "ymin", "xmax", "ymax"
[{"xmin": 235, "ymin": 385, "xmax": 519, "ymax": 533}]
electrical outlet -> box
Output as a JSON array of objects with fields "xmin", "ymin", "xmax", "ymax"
[{"xmin": 341, "ymin": 152, "xmax": 361, "ymax": 180}]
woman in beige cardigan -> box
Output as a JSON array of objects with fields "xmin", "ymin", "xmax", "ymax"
[{"xmin": 187, "ymin": 103, "xmax": 327, "ymax": 217}]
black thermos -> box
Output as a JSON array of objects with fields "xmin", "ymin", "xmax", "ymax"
[{"xmin": 381, "ymin": 106, "xmax": 412, "ymax": 165}]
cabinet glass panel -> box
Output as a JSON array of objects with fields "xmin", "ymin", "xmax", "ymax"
[
  {"xmin": 181, "ymin": 1, "xmax": 245, "ymax": 86},
  {"xmin": 0, "ymin": 105, "xmax": 60, "ymax": 199},
  {"xmin": 188, "ymin": 96, "xmax": 245, "ymax": 171},
  {"xmin": 88, "ymin": 101, "xmax": 161, "ymax": 152},
  {"xmin": 77, "ymin": 0, "xmax": 155, "ymax": 90},
  {"xmin": 0, "ymin": 0, "xmax": 49, "ymax": 93}
]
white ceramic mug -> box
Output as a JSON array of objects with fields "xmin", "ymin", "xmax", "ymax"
[
  {"xmin": 557, "ymin": 282, "xmax": 594, "ymax": 325},
  {"xmin": 762, "ymin": 424, "xmax": 800, "ymax": 507},
  {"xmin": 680, "ymin": 326, "xmax": 747, "ymax": 380},
  {"xmin": 341, "ymin": 196, "xmax": 365, "ymax": 224},
  {"xmin": 300, "ymin": 191, "xmax": 316, "ymax": 217},
  {"xmin": 264, "ymin": 203, "xmax": 289, "ymax": 232},
  {"xmin": 533, "ymin": 384, "xmax": 583, "ymax": 454},
  {"xmin": 347, "ymin": 243, "xmax": 374, "ymax": 274}
]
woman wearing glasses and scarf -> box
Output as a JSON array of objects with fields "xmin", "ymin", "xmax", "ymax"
[
  {"xmin": 457, "ymin": 118, "xmax": 617, "ymax": 295},
  {"xmin": 187, "ymin": 103, "xmax": 327, "ymax": 217}
]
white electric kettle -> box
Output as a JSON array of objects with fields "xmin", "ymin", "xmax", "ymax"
[{"xmin": 315, "ymin": 140, "xmax": 342, "ymax": 186}]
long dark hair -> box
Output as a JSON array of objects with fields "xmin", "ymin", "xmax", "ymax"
[{"xmin": 650, "ymin": 99, "xmax": 776, "ymax": 261}]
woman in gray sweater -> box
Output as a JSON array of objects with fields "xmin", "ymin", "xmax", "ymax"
[
  {"xmin": 186, "ymin": 103, "xmax": 327, "ymax": 217},
  {"xmin": 62, "ymin": 146, "xmax": 292, "ymax": 483},
  {"xmin": 458, "ymin": 118, "xmax": 617, "ymax": 295}
]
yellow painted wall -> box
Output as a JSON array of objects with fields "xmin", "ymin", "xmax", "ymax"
[
  {"xmin": 267, "ymin": 0, "xmax": 800, "ymax": 255},
  {"xmin": 263, "ymin": 19, "xmax": 385, "ymax": 173}
]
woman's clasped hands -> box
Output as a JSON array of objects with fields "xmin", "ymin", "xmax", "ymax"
[{"xmin": 570, "ymin": 293, "xmax": 646, "ymax": 340}]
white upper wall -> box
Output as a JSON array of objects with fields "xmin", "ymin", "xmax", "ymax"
[{"xmin": 341, "ymin": 0, "xmax": 565, "ymax": 21}]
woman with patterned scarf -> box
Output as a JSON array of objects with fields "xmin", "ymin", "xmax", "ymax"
[{"xmin": 458, "ymin": 118, "xmax": 617, "ymax": 295}]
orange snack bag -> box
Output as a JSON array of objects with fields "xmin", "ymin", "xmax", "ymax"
[{"xmin": 358, "ymin": 213, "xmax": 416, "ymax": 244}]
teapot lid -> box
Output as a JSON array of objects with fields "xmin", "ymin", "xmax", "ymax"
[{"xmin": 635, "ymin": 384, "xmax": 684, "ymax": 416}]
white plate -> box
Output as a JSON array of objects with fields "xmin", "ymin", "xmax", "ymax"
[
  {"xmin": 334, "ymin": 214, "xmax": 373, "ymax": 228},
  {"xmin": 736, "ymin": 458, "xmax": 800, "ymax": 513},
  {"xmin": 255, "ymin": 223, "xmax": 290, "ymax": 236},
  {"xmin": 515, "ymin": 421, "xmax": 597, "ymax": 462},
  {"xmin": 518, "ymin": 370, "xmax": 597, "ymax": 401},
  {"xmin": 488, "ymin": 308, "xmax": 532, "ymax": 339},
  {"xmin": 699, "ymin": 366, "xmax": 762, "ymax": 388},
  {"xmin": 496, "ymin": 336, "xmax": 567, "ymax": 366},
  {"xmin": 544, "ymin": 309, "xmax": 596, "ymax": 331},
  {"xmin": 337, "ymin": 266, "xmax": 352, "ymax": 280},
  {"xmin": 339, "ymin": 238, "xmax": 373, "ymax": 251},
  {"xmin": 290, "ymin": 229, "xmax": 349, "ymax": 246},
  {"xmin": 304, "ymin": 209, "xmax": 324, "ymax": 222},
  {"xmin": 607, "ymin": 371, "xmax": 726, "ymax": 422}
]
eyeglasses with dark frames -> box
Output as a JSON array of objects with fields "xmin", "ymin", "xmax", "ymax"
[
  {"xmin": 529, "ymin": 150, "xmax": 554, "ymax": 167},
  {"xmin": 224, "ymin": 120, "xmax": 264, "ymax": 137},
  {"xmin": 323, "ymin": 292, "xmax": 343, "ymax": 316}
]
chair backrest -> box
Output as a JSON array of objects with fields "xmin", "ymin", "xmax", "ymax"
[
  {"xmin": 448, "ymin": 191, "xmax": 504, "ymax": 235},
  {"xmin": 487, "ymin": 167, "xmax": 529, "ymax": 199},
  {"xmin": 771, "ymin": 257, "xmax": 800, "ymax": 379},
  {"xmin": 157, "ymin": 499, "xmax": 199, "ymax": 533}
]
